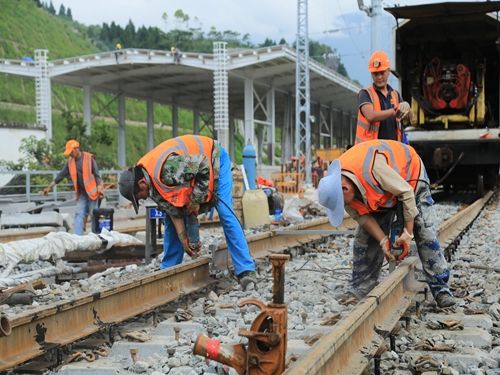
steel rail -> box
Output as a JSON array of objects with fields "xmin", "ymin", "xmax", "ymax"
[
  {"xmin": 3, "ymin": 189, "xmax": 486, "ymax": 373},
  {"xmin": 0, "ymin": 259, "xmax": 211, "ymax": 370},
  {"xmin": 286, "ymin": 191, "xmax": 494, "ymax": 375},
  {"xmin": 212, "ymin": 217, "xmax": 356, "ymax": 271},
  {"xmin": 0, "ymin": 217, "xmax": 350, "ymax": 370},
  {"xmin": 438, "ymin": 191, "xmax": 493, "ymax": 247}
]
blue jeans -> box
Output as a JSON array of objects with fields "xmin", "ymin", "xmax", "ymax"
[
  {"xmin": 74, "ymin": 193, "xmax": 98, "ymax": 235},
  {"xmin": 160, "ymin": 147, "xmax": 255, "ymax": 276}
]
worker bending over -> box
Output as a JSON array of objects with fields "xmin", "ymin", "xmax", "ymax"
[
  {"xmin": 318, "ymin": 139, "xmax": 455, "ymax": 308},
  {"xmin": 118, "ymin": 135, "xmax": 257, "ymax": 287}
]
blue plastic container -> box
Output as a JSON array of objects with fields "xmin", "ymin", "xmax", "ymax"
[
  {"xmin": 92, "ymin": 208, "xmax": 114, "ymax": 233},
  {"xmin": 242, "ymin": 143, "xmax": 257, "ymax": 190}
]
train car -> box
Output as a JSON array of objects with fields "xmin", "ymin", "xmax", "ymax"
[{"xmin": 385, "ymin": 2, "xmax": 500, "ymax": 194}]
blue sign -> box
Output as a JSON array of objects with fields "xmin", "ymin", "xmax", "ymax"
[{"xmin": 148, "ymin": 208, "xmax": 166, "ymax": 219}]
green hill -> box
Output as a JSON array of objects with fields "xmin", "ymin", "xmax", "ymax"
[
  {"xmin": 0, "ymin": 1, "xmax": 96, "ymax": 59},
  {"xmin": 0, "ymin": 1, "xmax": 195, "ymax": 166},
  {"xmin": 0, "ymin": 1, "xmax": 343, "ymax": 167}
]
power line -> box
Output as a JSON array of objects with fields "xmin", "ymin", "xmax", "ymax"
[
  {"xmin": 308, "ymin": 25, "xmax": 367, "ymax": 36},
  {"xmin": 335, "ymin": 0, "xmax": 367, "ymax": 60}
]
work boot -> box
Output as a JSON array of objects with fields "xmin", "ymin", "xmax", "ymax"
[
  {"xmin": 237, "ymin": 271, "xmax": 257, "ymax": 291},
  {"xmin": 435, "ymin": 292, "xmax": 455, "ymax": 308}
]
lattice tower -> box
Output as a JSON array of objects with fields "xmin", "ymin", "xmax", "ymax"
[{"xmin": 295, "ymin": 0, "xmax": 312, "ymax": 184}]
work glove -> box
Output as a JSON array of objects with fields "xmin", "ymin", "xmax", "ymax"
[
  {"xmin": 395, "ymin": 101, "xmax": 411, "ymax": 119},
  {"xmin": 187, "ymin": 202, "xmax": 200, "ymax": 216},
  {"xmin": 379, "ymin": 236, "xmax": 395, "ymax": 261},
  {"xmin": 393, "ymin": 228, "xmax": 413, "ymax": 261},
  {"xmin": 178, "ymin": 230, "xmax": 199, "ymax": 258},
  {"xmin": 188, "ymin": 241, "xmax": 202, "ymax": 254}
]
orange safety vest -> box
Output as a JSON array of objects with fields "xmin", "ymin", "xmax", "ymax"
[
  {"xmin": 355, "ymin": 85, "xmax": 401, "ymax": 144},
  {"xmin": 138, "ymin": 135, "xmax": 217, "ymax": 208},
  {"xmin": 68, "ymin": 151, "xmax": 99, "ymax": 200},
  {"xmin": 339, "ymin": 140, "xmax": 421, "ymax": 216}
]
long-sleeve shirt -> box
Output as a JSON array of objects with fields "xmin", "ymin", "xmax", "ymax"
[
  {"xmin": 343, "ymin": 153, "xmax": 422, "ymax": 225},
  {"xmin": 54, "ymin": 155, "xmax": 102, "ymax": 195},
  {"xmin": 145, "ymin": 143, "xmax": 221, "ymax": 216}
]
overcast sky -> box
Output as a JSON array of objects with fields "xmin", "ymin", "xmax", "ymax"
[{"xmin": 51, "ymin": 0, "xmax": 486, "ymax": 86}]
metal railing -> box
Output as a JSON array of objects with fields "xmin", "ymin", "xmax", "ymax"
[{"xmin": 0, "ymin": 170, "xmax": 122, "ymax": 203}]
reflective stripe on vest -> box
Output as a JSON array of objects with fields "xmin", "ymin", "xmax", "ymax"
[
  {"xmin": 339, "ymin": 140, "xmax": 421, "ymax": 215},
  {"xmin": 68, "ymin": 152, "xmax": 99, "ymax": 200},
  {"xmin": 138, "ymin": 135, "xmax": 216, "ymax": 208},
  {"xmin": 355, "ymin": 86, "xmax": 401, "ymax": 144}
]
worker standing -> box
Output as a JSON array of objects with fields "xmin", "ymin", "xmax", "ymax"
[
  {"xmin": 42, "ymin": 139, "xmax": 104, "ymax": 235},
  {"xmin": 355, "ymin": 51, "xmax": 411, "ymax": 144},
  {"xmin": 317, "ymin": 139, "xmax": 455, "ymax": 308},
  {"xmin": 118, "ymin": 135, "xmax": 257, "ymax": 288}
]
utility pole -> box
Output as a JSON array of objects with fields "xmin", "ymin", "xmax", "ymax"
[
  {"xmin": 358, "ymin": 0, "xmax": 383, "ymax": 53},
  {"xmin": 295, "ymin": 0, "xmax": 312, "ymax": 185}
]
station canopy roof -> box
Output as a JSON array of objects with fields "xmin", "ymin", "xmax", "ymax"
[{"xmin": 44, "ymin": 45, "xmax": 361, "ymax": 117}]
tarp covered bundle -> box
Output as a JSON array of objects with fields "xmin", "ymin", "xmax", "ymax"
[{"xmin": 0, "ymin": 229, "xmax": 142, "ymax": 278}]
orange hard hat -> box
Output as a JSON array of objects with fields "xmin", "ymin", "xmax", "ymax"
[
  {"xmin": 368, "ymin": 50, "xmax": 391, "ymax": 72},
  {"xmin": 63, "ymin": 139, "xmax": 79, "ymax": 156}
]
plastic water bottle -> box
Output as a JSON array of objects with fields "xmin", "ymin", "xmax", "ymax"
[{"xmin": 274, "ymin": 208, "xmax": 282, "ymax": 222}]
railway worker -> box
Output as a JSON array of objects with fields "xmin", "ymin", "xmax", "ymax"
[
  {"xmin": 42, "ymin": 139, "xmax": 104, "ymax": 235},
  {"xmin": 118, "ymin": 135, "xmax": 257, "ymax": 288},
  {"xmin": 356, "ymin": 50, "xmax": 411, "ymax": 144},
  {"xmin": 317, "ymin": 139, "xmax": 455, "ymax": 308}
]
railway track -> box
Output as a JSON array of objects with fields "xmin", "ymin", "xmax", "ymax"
[
  {"xmin": 286, "ymin": 190, "xmax": 494, "ymax": 375},
  {"xmin": 0, "ymin": 192, "xmax": 494, "ymax": 373},
  {"xmin": 0, "ymin": 217, "xmax": 355, "ymax": 371}
]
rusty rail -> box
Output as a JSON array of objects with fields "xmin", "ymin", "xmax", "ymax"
[
  {"xmin": 286, "ymin": 191, "xmax": 494, "ymax": 375},
  {"xmin": 0, "ymin": 259, "xmax": 211, "ymax": 370},
  {"xmin": 0, "ymin": 217, "xmax": 349, "ymax": 371},
  {"xmin": 4, "ymin": 189, "xmax": 484, "ymax": 373},
  {"xmin": 212, "ymin": 217, "xmax": 356, "ymax": 271}
]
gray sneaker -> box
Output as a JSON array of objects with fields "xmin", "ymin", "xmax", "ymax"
[{"xmin": 435, "ymin": 292, "xmax": 455, "ymax": 308}]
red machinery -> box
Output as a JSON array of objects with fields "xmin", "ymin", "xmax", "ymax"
[
  {"xmin": 423, "ymin": 57, "xmax": 471, "ymax": 111},
  {"xmin": 193, "ymin": 254, "xmax": 289, "ymax": 375}
]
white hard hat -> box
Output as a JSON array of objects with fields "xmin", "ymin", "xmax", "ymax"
[{"xmin": 317, "ymin": 159, "xmax": 345, "ymax": 226}]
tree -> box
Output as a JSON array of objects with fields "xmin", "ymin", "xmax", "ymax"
[
  {"xmin": 259, "ymin": 38, "xmax": 276, "ymax": 47},
  {"xmin": 123, "ymin": 19, "xmax": 136, "ymax": 46},
  {"xmin": 279, "ymin": 38, "xmax": 287, "ymax": 45},
  {"xmin": 337, "ymin": 63, "xmax": 349, "ymax": 78},
  {"xmin": 161, "ymin": 11, "xmax": 168, "ymax": 31},
  {"xmin": 66, "ymin": 7, "xmax": 72, "ymax": 20},
  {"xmin": 48, "ymin": 1, "xmax": 56, "ymax": 14},
  {"xmin": 58, "ymin": 3, "xmax": 65, "ymax": 16},
  {"xmin": 174, "ymin": 9, "xmax": 189, "ymax": 29}
]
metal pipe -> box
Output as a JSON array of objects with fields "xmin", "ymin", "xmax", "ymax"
[
  {"xmin": 193, "ymin": 335, "xmax": 246, "ymax": 375},
  {"xmin": 270, "ymin": 254, "xmax": 290, "ymax": 304}
]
